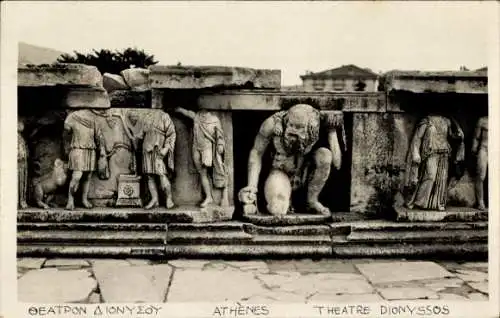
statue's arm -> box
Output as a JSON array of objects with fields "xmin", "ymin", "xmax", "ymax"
[
  {"xmin": 328, "ymin": 130, "xmax": 342, "ymax": 170},
  {"xmin": 247, "ymin": 117, "xmax": 273, "ymax": 189},
  {"xmin": 62, "ymin": 121, "xmax": 72, "ymax": 157},
  {"xmin": 410, "ymin": 122, "xmax": 426, "ymax": 163},
  {"xmin": 174, "ymin": 107, "xmax": 196, "ymax": 120}
]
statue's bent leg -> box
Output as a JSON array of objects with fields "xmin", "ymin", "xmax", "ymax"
[
  {"xmin": 476, "ymin": 149, "xmax": 487, "ymax": 210},
  {"xmin": 264, "ymin": 169, "xmax": 292, "ymax": 216},
  {"xmin": 307, "ymin": 147, "xmax": 332, "ymax": 215},
  {"xmin": 145, "ymin": 175, "xmax": 159, "ymax": 209},
  {"xmin": 159, "ymin": 174, "xmax": 175, "ymax": 209},
  {"xmin": 193, "ymin": 150, "xmax": 213, "ymax": 207},
  {"xmin": 66, "ymin": 171, "xmax": 83, "ymax": 210},
  {"xmin": 81, "ymin": 172, "xmax": 93, "ymax": 209}
]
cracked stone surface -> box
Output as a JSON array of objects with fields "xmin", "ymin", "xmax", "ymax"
[
  {"xmin": 17, "ymin": 258, "xmax": 46, "ymax": 270},
  {"xmin": 167, "ymin": 260, "xmax": 211, "ymax": 269},
  {"xmin": 308, "ymin": 293, "xmax": 383, "ymax": 302},
  {"xmin": 223, "ymin": 261, "xmax": 269, "ymax": 272},
  {"xmin": 467, "ymin": 292, "xmax": 488, "ymax": 301},
  {"xmin": 16, "ymin": 259, "xmax": 489, "ymax": 303},
  {"xmin": 456, "ymin": 269, "xmax": 488, "ymax": 282},
  {"xmin": 271, "ymin": 273, "xmax": 374, "ymax": 295},
  {"xmin": 167, "ymin": 268, "xmax": 267, "ymax": 302},
  {"xmin": 468, "ymin": 282, "xmax": 488, "ymax": 294},
  {"xmin": 18, "ymin": 268, "xmax": 97, "ymax": 303},
  {"xmin": 423, "ymin": 278, "xmax": 465, "ymax": 292},
  {"xmin": 44, "ymin": 259, "xmax": 90, "ymax": 268},
  {"xmin": 93, "ymin": 264, "xmax": 173, "ymax": 303},
  {"xmin": 126, "ymin": 259, "xmax": 151, "ymax": 266},
  {"xmin": 439, "ymin": 293, "xmax": 468, "ymax": 300},
  {"xmin": 356, "ymin": 261, "xmax": 453, "ymax": 284},
  {"xmin": 88, "ymin": 259, "xmax": 131, "ymax": 267},
  {"xmin": 377, "ymin": 287, "xmax": 439, "ymax": 300}
]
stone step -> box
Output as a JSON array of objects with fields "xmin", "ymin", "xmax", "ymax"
[
  {"xmin": 346, "ymin": 230, "xmax": 488, "ymax": 243},
  {"xmin": 243, "ymin": 224, "xmax": 331, "ymax": 235},
  {"xmin": 348, "ymin": 221, "xmax": 488, "ymax": 232},
  {"xmin": 168, "ymin": 222, "xmax": 245, "ymax": 232},
  {"xmin": 167, "ymin": 231, "xmax": 253, "ymax": 244},
  {"xmin": 333, "ymin": 243, "xmax": 488, "ymax": 258},
  {"xmin": 250, "ymin": 235, "xmax": 331, "ymax": 245},
  {"xmin": 241, "ymin": 214, "xmax": 331, "ymax": 226},
  {"xmin": 17, "ymin": 223, "xmax": 167, "ymax": 231},
  {"xmin": 17, "ymin": 245, "xmax": 165, "ymax": 257},
  {"xmin": 17, "ymin": 230, "xmax": 166, "ymax": 244},
  {"xmin": 164, "ymin": 244, "xmax": 333, "ymax": 257},
  {"xmin": 17, "ymin": 208, "xmax": 198, "ymax": 223}
]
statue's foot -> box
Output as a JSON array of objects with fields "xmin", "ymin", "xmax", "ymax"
[
  {"xmin": 65, "ymin": 202, "xmax": 75, "ymax": 210},
  {"xmin": 166, "ymin": 198, "xmax": 175, "ymax": 209},
  {"xmin": 19, "ymin": 201, "xmax": 28, "ymax": 209},
  {"xmin": 200, "ymin": 197, "xmax": 214, "ymax": 208},
  {"xmin": 82, "ymin": 200, "xmax": 93, "ymax": 209},
  {"xmin": 438, "ymin": 206, "xmax": 445, "ymax": 211},
  {"xmin": 478, "ymin": 202, "xmax": 486, "ymax": 211},
  {"xmin": 405, "ymin": 202, "xmax": 414, "ymax": 209},
  {"xmin": 308, "ymin": 201, "xmax": 331, "ymax": 216},
  {"xmin": 145, "ymin": 200, "xmax": 159, "ymax": 210}
]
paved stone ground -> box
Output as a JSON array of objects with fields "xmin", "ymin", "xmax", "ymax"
[{"xmin": 17, "ymin": 258, "xmax": 488, "ymax": 303}]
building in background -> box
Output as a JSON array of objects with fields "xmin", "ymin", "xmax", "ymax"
[{"xmin": 300, "ymin": 64, "xmax": 379, "ymax": 92}]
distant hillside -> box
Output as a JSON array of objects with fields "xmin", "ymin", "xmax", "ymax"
[{"xmin": 18, "ymin": 42, "xmax": 66, "ymax": 66}]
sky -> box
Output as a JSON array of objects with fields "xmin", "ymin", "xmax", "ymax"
[{"xmin": 5, "ymin": 1, "xmax": 495, "ymax": 85}]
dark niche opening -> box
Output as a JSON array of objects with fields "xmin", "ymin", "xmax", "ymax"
[{"xmin": 232, "ymin": 110, "xmax": 353, "ymax": 219}]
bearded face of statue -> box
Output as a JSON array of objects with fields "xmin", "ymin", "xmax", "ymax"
[{"xmin": 283, "ymin": 118, "xmax": 308, "ymax": 154}]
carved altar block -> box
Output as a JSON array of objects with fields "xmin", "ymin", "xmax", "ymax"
[
  {"xmin": 115, "ymin": 174, "xmax": 142, "ymax": 207},
  {"xmin": 395, "ymin": 206, "xmax": 488, "ymax": 222}
]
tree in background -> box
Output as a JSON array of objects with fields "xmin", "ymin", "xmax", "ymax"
[{"xmin": 57, "ymin": 48, "xmax": 159, "ymax": 74}]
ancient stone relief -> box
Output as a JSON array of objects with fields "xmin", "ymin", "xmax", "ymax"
[
  {"xmin": 120, "ymin": 109, "xmax": 177, "ymax": 209},
  {"xmin": 18, "ymin": 108, "xmax": 178, "ymax": 210},
  {"xmin": 405, "ymin": 114, "xmax": 465, "ymax": 211},
  {"xmin": 63, "ymin": 109, "xmax": 109, "ymax": 210},
  {"xmin": 238, "ymin": 104, "xmax": 345, "ymax": 217},
  {"xmin": 472, "ymin": 116, "xmax": 488, "ymax": 210},
  {"xmin": 175, "ymin": 108, "xmax": 229, "ymax": 208}
]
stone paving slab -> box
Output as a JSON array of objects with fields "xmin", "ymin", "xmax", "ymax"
[
  {"xmin": 93, "ymin": 264, "xmax": 173, "ymax": 303},
  {"xmin": 44, "ymin": 259, "xmax": 90, "ymax": 268},
  {"xmin": 308, "ymin": 293, "xmax": 383, "ymax": 303},
  {"xmin": 167, "ymin": 268, "xmax": 267, "ymax": 302},
  {"xmin": 377, "ymin": 287, "xmax": 439, "ymax": 300},
  {"xmin": 355, "ymin": 261, "xmax": 454, "ymax": 284},
  {"xmin": 17, "ymin": 258, "xmax": 46, "ymax": 269},
  {"xmin": 456, "ymin": 269, "xmax": 488, "ymax": 282},
  {"xmin": 16, "ymin": 258, "xmax": 489, "ymax": 303},
  {"xmin": 18, "ymin": 268, "xmax": 97, "ymax": 303}
]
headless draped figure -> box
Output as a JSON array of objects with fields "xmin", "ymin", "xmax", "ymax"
[
  {"xmin": 472, "ymin": 116, "xmax": 488, "ymax": 210},
  {"xmin": 175, "ymin": 108, "xmax": 229, "ymax": 208}
]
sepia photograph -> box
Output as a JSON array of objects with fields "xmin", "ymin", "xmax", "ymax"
[{"xmin": 1, "ymin": 1, "xmax": 499, "ymax": 317}]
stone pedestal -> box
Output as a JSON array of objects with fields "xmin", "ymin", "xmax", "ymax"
[{"xmin": 115, "ymin": 175, "xmax": 142, "ymax": 207}]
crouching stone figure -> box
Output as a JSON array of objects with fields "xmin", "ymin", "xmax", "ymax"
[{"xmin": 238, "ymin": 104, "xmax": 344, "ymax": 216}]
